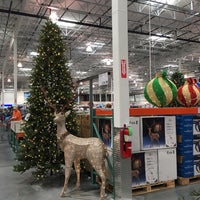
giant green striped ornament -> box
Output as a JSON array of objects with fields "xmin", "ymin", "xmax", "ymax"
[{"xmin": 144, "ymin": 71, "xmax": 177, "ymax": 107}]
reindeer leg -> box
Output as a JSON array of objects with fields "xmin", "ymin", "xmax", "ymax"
[
  {"xmin": 92, "ymin": 164, "xmax": 106, "ymax": 200},
  {"xmin": 60, "ymin": 152, "xmax": 74, "ymax": 197},
  {"xmin": 74, "ymin": 158, "xmax": 81, "ymax": 190}
]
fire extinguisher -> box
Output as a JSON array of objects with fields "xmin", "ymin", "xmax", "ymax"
[{"xmin": 120, "ymin": 124, "xmax": 132, "ymax": 158}]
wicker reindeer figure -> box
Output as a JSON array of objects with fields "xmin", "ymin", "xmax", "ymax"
[{"xmin": 41, "ymin": 87, "xmax": 107, "ymax": 200}]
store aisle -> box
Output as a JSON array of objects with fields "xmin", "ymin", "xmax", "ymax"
[{"xmin": 1, "ymin": 127, "xmax": 200, "ymax": 200}]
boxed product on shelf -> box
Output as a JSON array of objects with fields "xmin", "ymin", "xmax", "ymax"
[
  {"xmin": 129, "ymin": 117, "xmax": 140, "ymax": 152},
  {"xmin": 177, "ymin": 165, "xmax": 194, "ymax": 178},
  {"xmin": 15, "ymin": 121, "xmax": 24, "ymax": 133},
  {"xmin": 177, "ymin": 134, "xmax": 193, "ymax": 145},
  {"xmin": 177, "ymin": 154, "xmax": 194, "ymax": 178},
  {"xmin": 98, "ymin": 118, "xmax": 112, "ymax": 148},
  {"xmin": 177, "ymin": 155, "xmax": 194, "ymax": 167},
  {"xmin": 145, "ymin": 150, "xmax": 158, "ymax": 184},
  {"xmin": 194, "ymin": 155, "xmax": 200, "ymax": 176},
  {"xmin": 10, "ymin": 121, "xmax": 15, "ymax": 132},
  {"xmin": 176, "ymin": 115, "xmax": 193, "ymax": 135},
  {"xmin": 131, "ymin": 152, "xmax": 146, "ymax": 187},
  {"xmin": 193, "ymin": 134, "xmax": 200, "ymax": 155},
  {"xmin": 193, "ymin": 115, "xmax": 200, "ymax": 135},
  {"xmin": 177, "ymin": 143, "xmax": 193, "ymax": 156},
  {"xmin": 165, "ymin": 116, "xmax": 176, "ymax": 148},
  {"xmin": 140, "ymin": 116, "xmax": 176, "ymax": 150},
  {"xmin": 10, "ymin": 121, "xmax": 24, "ymax": 133},
  {"xmin": 131, "ymin": 150, "xmax": 158, "ymax": 187},
  {"xmin": 158, "ymin": 148, "xmax": 177, "ymax": 181}
]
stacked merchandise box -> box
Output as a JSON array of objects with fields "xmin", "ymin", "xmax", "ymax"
[
  {"xmin": 131, "ymin": 151, "xmax": 158, "ymax": 187},
  {"xmin": 129, "ymin": 117, "xmax": 140, "ymax": 152},
  {"xmin": 140, "ymin": 116, "xmax": 176, "ymax": 150},
  {"xmin": 158, "ymin": 148, "xmax": 177, "ymax": 181},
  {"xmin": 130, "ymin": 116, "xmax": 177, "ymax": 187},
  {"xmin": 193, "ymin": 115, "xmax": 200, "ymax": 176},
  {"xmin": 176, "ymin": 115, "xmax": 194, "ymax": 178}
]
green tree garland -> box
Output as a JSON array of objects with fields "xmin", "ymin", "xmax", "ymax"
[{"xmin": 169, "ymin": 70, "xmax": 185, "ymax": 107}]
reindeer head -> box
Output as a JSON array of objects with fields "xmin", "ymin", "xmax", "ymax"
[{"xmin": 53, "ymin": 111, "xmax": 71, "ymax": 124}]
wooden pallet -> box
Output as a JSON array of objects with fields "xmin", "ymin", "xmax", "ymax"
[
  {"xmin": 177, "ymin": 176, "xmax": 200, "ymax": 186},
  {"xmin": 132, "ymin": 180, "xmax": 175, "ymax": 195}
]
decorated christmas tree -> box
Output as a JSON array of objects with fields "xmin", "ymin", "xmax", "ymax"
[
  {"xmin": 14, "ymin": 20, "xmax": 78, "ymax": 179},
  {"xmin": 170, "ymin": 70, "xmax": 185, "ymax": 89},
  {"xmin": 169, "ymin": 70, "xmax": 185, "ymax": 107}
]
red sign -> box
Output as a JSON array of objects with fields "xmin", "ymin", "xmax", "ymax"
[{"xmin": 121, "ymin": 59, "xmax": 127, "ymax": 78}]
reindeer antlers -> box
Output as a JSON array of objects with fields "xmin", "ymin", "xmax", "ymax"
[
  {"xmin": 40, "ymin": 86, "xmax": 58, "ymax": 112},
  {"xmin": 40, "ymin": 85, "xmax": 76, "ymax": 113}
]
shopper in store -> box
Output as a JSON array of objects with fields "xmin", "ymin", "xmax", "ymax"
[
  {"xmin": 7, "ymin": 106, "xmax": 22, "ymax": 130},
  {"xmin": 9, "ymin": 106, "xmax": 22, "ymax": 121}
]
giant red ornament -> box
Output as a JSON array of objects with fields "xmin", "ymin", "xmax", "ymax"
[{"xmin": 177, "ymin": 78, "xmax": 200, "ymax": 107}]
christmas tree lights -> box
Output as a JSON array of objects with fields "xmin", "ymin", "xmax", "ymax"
[{"xmin": 14, "ymin": 20, "xmax": 78, "ymax": 179}]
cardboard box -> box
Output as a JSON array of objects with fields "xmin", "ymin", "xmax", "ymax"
[
  {"xmin": 131, "ymin": 150, "xmax": 158, "ymax": 187},
  {"xmin": 140, "ymin": 116, "xmax": 166, "ymax": 150},
  {"xmin": 177, "ymin": 143, "xmax": 193, "ymax": 156},
  {"xmin": 15, "ymin": 121, "xmax": 23, "ymax": 133},
  {"xmin": 98, "ymin": 118, "xmax": 112, "ymax": 148},
  {"xmin": 165, "ymin": 116, "xmax": 176, "ymax": 148},
  {"xmin": 129, "ymin": 117, "xmax": 140, "ymax": 152},
  {"xmin": 145, "ymin": 151, "xmax": 158, "ymax": 184},
  {"xmin": 140, "ymin": 116, "xmax": 176, "ymax": 150},
  {"xmin": 193, "ymin": 115, "xmax": 200, "ymax": 135},
  {"xmin": 177, "ymin": 155, "xmax": 194, "ymax": 166},
  {"xmin": 177, "ymin": 134, "xmax": 193, "ymax": 144},
  {"xmin": 177, "ymin": 165, "xmax": 194, "ymax": 178},
  {"xmin": 10, "ymin": 121, "xmax": 15, "ymax": 132},
  {"xmin": 158, "ymin": 148, "xmax": 177, "ymax": 181},
  {"xmin": 176, "ymin": 115, "xmax": 193, "ymax": 135},
  {"xmin": 131, "ymin": 152, "xmax": 146, "ymax": 187},
  {"xmin": 193, "ymin": 134, "xmax": 200, "ymax": 155},
  {"xmin": 194, "ymin": 155, "xmax": 200, "ymax": 176}
]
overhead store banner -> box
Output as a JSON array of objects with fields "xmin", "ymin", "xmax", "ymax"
[
  {"xmin": 121, "ymin": 59, "xmax": 127, "ymax": 78},
  {"xmin": 99, "ymin": 72, "xmax": 108, "ymax": 86}
]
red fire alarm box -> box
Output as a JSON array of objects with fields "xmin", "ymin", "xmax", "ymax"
[{"xmin": 120, "ymin": 124, "xmax": 132, "ymax": 158}]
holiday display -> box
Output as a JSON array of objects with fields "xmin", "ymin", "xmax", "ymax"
[
  {"xmin": 144, "ymin": 71, "xmax": 177, "ymax": 107},
  {"xmin": 40, "ymin": 88, "xmax": 107, "ymax": 200},
  {"xmin": 14, "ymin": 20, "xmax": 78, "ymax": 179},
  {"xmin": 56, "ymin": 111, "xmax": 106, "ymax": 199},
  {"xmin": 177, "ymin": 78, "xmax": 200, "ymax": 107}
]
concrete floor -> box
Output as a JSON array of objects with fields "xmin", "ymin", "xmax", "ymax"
[{"xmin": 1, "ymin": 128, "xmax": 200, "ymax": 200}]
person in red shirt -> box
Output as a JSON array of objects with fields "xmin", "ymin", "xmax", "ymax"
[{"xmin": 9, "ymin": 106, "xmax": 22, "ymax": 121}]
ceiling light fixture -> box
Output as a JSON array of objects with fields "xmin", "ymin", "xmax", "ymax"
[
  {"xmin": 102, "ymin": 58, "xmax": 113, "ymax": 65},
  {"xmin": 86, "ymin": 45, "xmax": 93, "ymax": 52},
  {"xmin": 56, "ymin": 21, "xmax": 76, "ymax": 28},
  {"xmin": 30, "ymin": 51, "xmax": 39, "ymax": 56},
  {"xmin": 17, "ymin": 62, "xmax": 22, "ymax": 68},
  {"xmin": 49, "ymin": 11, "xmax": 58, "ymax": 23}
]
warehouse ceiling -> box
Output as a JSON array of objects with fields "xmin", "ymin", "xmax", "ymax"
[{"xmin": 1, "ymin": 0, "xmax": 200, "ymax": 93}]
